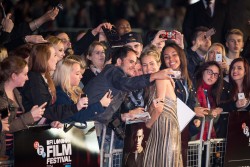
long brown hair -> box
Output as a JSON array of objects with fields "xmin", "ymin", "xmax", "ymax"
[
  {"xmin": 195, "ymin": 61, "xmax": 224, "ymax": 105},
  {"xmin": 229, "ymin": 58, "xmax": 250, "ymax": 99},
  {"xmin": 30, "ymin": 43, "xmax": 56, "ymax": 100},
  {"xmin": 161, "ymin": 42, "xmax": 193, "ymax": 90}
]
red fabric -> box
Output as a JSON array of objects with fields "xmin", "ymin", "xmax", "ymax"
[{"xmin": 196, "ymin": 81, "xmax": 216, "ymax": 140}]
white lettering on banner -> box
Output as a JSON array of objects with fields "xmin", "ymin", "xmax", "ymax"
[{"xmin": 34, "ymin": 139, "xmax": 72, "ymax": 165}]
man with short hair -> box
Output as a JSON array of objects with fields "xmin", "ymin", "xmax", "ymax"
[
  {"xmin": 225, "ymin": 29, "xmax": 244, "ymax": 66},
  {"xmin": 186, "ymin": 26, "xmax": 212, "ymax": 75},
  {"xmin": 124, "ymin": 127, "xmax": 145, "ymax": 167},
  {"xmin": 84, "ymin": 46, "xmax": 173, "ymax": 124}
]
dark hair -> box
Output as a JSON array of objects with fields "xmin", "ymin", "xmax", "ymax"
[
  {"xmin": 195, "ymin": 61, "xmax": 223, "ymax": 105},
  {"xmin": 161, "ymin": 42, "xmax": 193, "ymax": 90},
  {"xmin": 229, "ymin": 58, "xmax": 250, "ymax": 99},
  {"xmin": 144, "ymin": 29, "xmax": 158, "ymax": 46},
  {"xmin": 191, "ymin": 26, "xmax": 209, "ymax": 42},
  {"xmin": 0, "ymin": 56, "xmax": 27, "ymax": 83},
  {"xmin": 111, "ymin": 46, "xmax": 137, "ymax": 65}
]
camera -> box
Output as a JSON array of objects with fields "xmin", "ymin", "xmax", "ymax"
[
  {"xmin": 160, "ymin": 31, "xmax": 176, "ymax": 39},
  {"xmin": 108, "ymin": 118, "xmax": 125, "ymax": 139}
]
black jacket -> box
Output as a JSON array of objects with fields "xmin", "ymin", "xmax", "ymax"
[
  {"xmin": 20, "ymin": 71, "xmax": 78, "ymax": 121},
  {"xmin": 182, "ymin": 0, "xmax": 228, "ymax": 47},
  {"xmin": 84, "ymin": 64, "xmax": 151, "ymax": 124}
]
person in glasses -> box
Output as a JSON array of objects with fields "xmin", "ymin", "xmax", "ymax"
[
  {"xmin": 191, "ymin": 61, "xmax": 224, "ymax": 141},
  {"xmin": 81, "ymin": 41, "xmax": 106, "ymax": 87}
]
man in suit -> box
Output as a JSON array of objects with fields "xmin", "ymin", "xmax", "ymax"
[{"xmin": 182, "ymin": 0, "xmax": 228, "ymax": 47}]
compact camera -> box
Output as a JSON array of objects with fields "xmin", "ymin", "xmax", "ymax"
[{"xmin": 160, "ymin": 31, "xmax": 176, "ymax": 39}]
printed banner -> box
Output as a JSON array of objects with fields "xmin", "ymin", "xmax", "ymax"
[
  {"xmin": 224, "ymin": 112, "xmax": 250, "ymax": 167},
  {"xmin": 14, "ymin": 122, "xmax": 99, "ymax": 167}
]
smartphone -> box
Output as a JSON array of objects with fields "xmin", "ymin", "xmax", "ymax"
[
  {"xmin": 205, "ymin": 28, "xmax": 216, "ymax": 38},
  {"xmin": 81, "ymin": 93, "xmax": 87, "ymax": 98},
  {"xmin": 0, "ymin": 108, "xmax": 8, "ymax": 119},
  {"xmin": 215, "ymin": 53, "xmax": 222, "ymax": 62},
  {"xmin": 160, "ymin": 31, "xmax": 176, "ymax": 39},
  {"xmin": 56, "ymin": 3, "xmax": 63, "ymax": 10},
  {"xmin": 238, "ymin": 93, "xmax": 245, "ymax": 100},
  {"xmin": 107, "ymin": 89, "xmax": 112, "ymax": 98}
]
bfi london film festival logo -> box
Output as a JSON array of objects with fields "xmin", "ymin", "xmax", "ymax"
[
  {"xmin": 34, "ymin": 139, "xmax": 72, "ymax": 166},
  {"xmin": 242, "ymin": 122, "xmax": 250, "ymax": 146}
]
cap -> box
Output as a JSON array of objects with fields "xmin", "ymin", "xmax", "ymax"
[{"xmin": 121, "ymin": 32, "xmax": 143, "ymax": 44}]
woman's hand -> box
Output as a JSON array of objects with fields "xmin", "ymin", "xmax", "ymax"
[
  {"xmin": 210, "ymin": 107, "xmax": 223, "ymax": 118},
  {"xmin": 30, "ymin": 102, "xmax": 47, "ymax": 121},
  {"xmin": 194, "ymin": 106, "xmax": 209, "ymax": 117},
  {"xmin": 171, "ymin": 30, "xmax": 184, "ymax": 49},
  {"xmin": 77, "ymin": 97, "xmax": 88, "ymax": 110},
  {"xmin": 100, "ymin": 91, "xmax": 113, "ymax": 107},
  {"xmin": 236, "ymin": 98, "xmax": 249, "ymax": 108},
  {"xmin": 193, "ymin": 119, "xmax": 201, "ymax": 128},
  {"xmin": 50, "ymin": 121, "xmax": 63, "ymax": 129}
]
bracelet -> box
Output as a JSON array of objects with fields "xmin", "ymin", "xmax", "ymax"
[{"xmin": 33, "ymin": 20, "xmax": 39, "ymax": 30}]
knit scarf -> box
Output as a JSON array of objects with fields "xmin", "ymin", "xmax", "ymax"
[{"xmin": 196, "ymin": 80, "xmax": 216, "ymax": 140}]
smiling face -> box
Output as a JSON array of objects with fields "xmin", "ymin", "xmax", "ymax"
[
  {"xmin": 203, "ymin": 65, "xmax": 220, "ymax": 85},
  {"xmin": 88, "ymin": 45, "xmax": 105, "ymax": 69},
  {"xmin": 70, "ymin": 63, "xmax": 82, "ymax": 87},
  {"xmin": 163, "ymin": 46, "xmax": 181, "ymax": 70},
  {"xmin": 141, "ymin": 55, "xmax": 160, "ymax": 74},
  {"xmin": 230, "ymin": 61, "xmax": 245, "ymax": 82},
  {"xmin": 117, "ymin": 51, "xmax": 137, "ymax": 77}
]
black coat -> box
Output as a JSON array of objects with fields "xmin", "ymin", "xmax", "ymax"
[
  {"xmin": 182, "ymin": 0, "xmax": 228, "ymax": 47},
  {"xmin": 20, "ymin": 71, "xmax": 78, "ymax": 121}
]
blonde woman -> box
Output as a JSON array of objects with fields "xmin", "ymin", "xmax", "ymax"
[
  {"xmin": 46, "ymin": 36, "xmax": 65, "ymax": 61},
  {"xmin": 53, "ymin": 58, "xmax": 112, "ymax": 123},
  {"xmin": 205, "ymin": 43, "xmax": 229, "ymax": 74}
]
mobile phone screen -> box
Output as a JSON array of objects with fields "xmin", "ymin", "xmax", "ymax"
[{"xmin": 0, "ymin": 108, "xmax": 8, "ymax": 119}]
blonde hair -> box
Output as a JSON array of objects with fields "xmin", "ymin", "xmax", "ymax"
[
  {"xmin": 140, "ymin": 45, "xmax": 161, "ymax": 66},
  {"xmin": 53, "ymin": 59, "xmax": 83, "ymax": 103},
  {"xmin": 205, "ymin": 43, "xmax": 226, "ymax": 62},
  {"xmin": 46, "ymin": 36, "xmax": 63, "ymax": 45},
  {"xmin": 0, "ymin": 47, "xmax": 8, "ymax": 62}
]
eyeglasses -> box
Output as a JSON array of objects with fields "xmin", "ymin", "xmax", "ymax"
[{"xmin": 205, "ymin": 69, "xmax": 220, "ymax": 78}]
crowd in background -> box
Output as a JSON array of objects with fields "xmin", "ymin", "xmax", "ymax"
[{"xmin": 0, "ymin": 0, "xmax": 250, "ymax": 166}]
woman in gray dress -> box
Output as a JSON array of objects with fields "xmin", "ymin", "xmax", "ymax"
[{"xmin": 140, "ymin": 45, "xmax": 183, "ymax": 167}]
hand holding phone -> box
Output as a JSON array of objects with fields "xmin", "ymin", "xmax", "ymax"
[
  {"xmin": 160, "ymin": 31, "xmax": 176, "ymax": 39},
  {"xmin": 215, "ymin": 53, "xmax": 222, "ymax": 62},
  {"xmin": 238, "ymin": 93, "xmax": 245, "ymax": 100}
]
